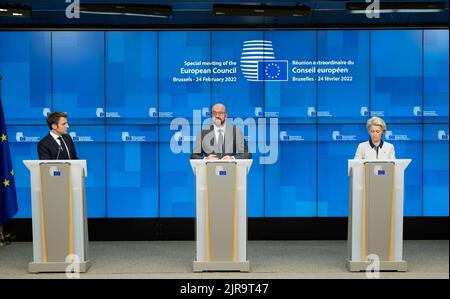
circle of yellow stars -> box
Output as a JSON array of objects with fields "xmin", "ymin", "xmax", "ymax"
[{"xmin": 265, "ymin": 63, "xmax": 281, "ymax": 79}]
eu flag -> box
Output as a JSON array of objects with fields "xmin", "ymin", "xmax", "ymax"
[
  {"xmin": 257, "ymin": 60, "xmax": 288, "ymax": 81},
  {"xmin": 0, "ymin": 84, "xmax": 18, "ymax": 225}
]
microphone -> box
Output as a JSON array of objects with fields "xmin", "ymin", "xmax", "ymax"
[
  {"xmin": 60, "ymin": 136, "xmax": 71, "ymax": 159},
  {"xmin": 56, "ymin": 144, "xmax": 63, "ymax": 160}
]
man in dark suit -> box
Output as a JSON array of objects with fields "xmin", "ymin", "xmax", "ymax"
[
  {"xmin": 37, "ymin": 112, "xmax": 78, "ymax": 160},
  {"xmin": 191, "ymin": 103, "xmax": 251, "ymax": 160}
]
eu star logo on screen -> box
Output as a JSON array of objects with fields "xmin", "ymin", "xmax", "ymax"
[
  {"xmin": 240, "ymin": 40, "xmax": 289, "ymax": 82},
  {"xmin": 257, "ymin": 60, "xmax": 288, "ymax": 81}
]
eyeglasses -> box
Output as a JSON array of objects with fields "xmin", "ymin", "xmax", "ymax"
[{"xmin": 212, "ymin": 111, "xmax": 226, "ymax": 116}]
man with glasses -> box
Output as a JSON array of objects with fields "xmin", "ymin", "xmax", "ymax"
[{"xmin": 191, "ymin": 103, "xmax": 251, "ymax": 160}]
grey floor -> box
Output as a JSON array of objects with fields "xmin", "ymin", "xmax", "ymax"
[{"xmin": 0, "ymin": 240, "xmax": 448, "ymax": 279}]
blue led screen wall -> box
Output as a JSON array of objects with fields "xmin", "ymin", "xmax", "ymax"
[{"xmin": 0, "ymin": 29, "xmax": 448, "ymax": 218}]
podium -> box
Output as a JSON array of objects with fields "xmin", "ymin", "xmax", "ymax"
[
  {"xmin": 190, "ymin": 159, "xmax": 252, "ymax": 272},
  {"xmin": 347, "ymin": 159, "xmax": 411, "ymax": 272},
  {"xmin": 23, "ymin": 160, "xmax": 90, "ymax": 273}
]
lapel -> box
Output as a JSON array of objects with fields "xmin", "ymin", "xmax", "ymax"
[
  {"xmin": 203, "ymin": 126, "xmax": 216, "ymax": 153},
  {"xmin": 61, "ymin": 134, "xmax": 68, "ymax": 152},
  {"xmin": 224, "ymin": 123, "xmax": 234, "ymax": 153},
  {"xmin": 47, "ymin": 133, "xmax": 60, "ymax": 148}
]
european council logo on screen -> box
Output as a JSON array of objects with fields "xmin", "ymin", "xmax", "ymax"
[{"xmin": 240, "ymin": 40, "xmax": 288, "ymax": 82}]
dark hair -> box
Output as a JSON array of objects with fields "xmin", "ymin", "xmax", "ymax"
[{"xmin": 46, "ymin": 112, "xmax": 67, "ymax": 130}]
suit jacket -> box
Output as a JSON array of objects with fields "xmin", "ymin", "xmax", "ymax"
[
  {"xmin": 190, "ymin": 123, "xmax": 252, "ymax": 159},
  {"xmin": 37, "ymin": 133, "xmax": 79, "ymax": 160},
  {"xmin": 354, "ymin": 140, "xmax": 395, "ymax": 160}
]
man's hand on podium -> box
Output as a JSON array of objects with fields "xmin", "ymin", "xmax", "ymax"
[
  {"xmin": 205, "ymin": 154, "xmax": 219, "ymax": 160},
  {"xmin": 204, "ymin": 154, "xmax": 235, "ymax": 160},
  {"xmin": 221, "ymin": 155, "xmax": 235, "ymax": 160}
]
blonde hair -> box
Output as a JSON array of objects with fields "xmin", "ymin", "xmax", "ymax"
[{"xmin": 366, "ymin": 116, "xmax": 387, "ymax": 132}]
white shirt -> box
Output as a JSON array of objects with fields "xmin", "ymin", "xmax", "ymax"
[
  {"xmin": 354, "ymin": 140, "xmax": 395, "ymax": 160},
  {"xmin": 50, "ymin": 131, "xmax": 62, "ymax": 145}
]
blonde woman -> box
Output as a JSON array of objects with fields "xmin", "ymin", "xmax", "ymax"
[{"xmin": 354, "ymin": 117, "xmax": 395, "ymax": 160}]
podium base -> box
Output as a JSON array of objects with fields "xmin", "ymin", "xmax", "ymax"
[
  {"xmin": 28, "ymin": 260, "xmax": 91, "ymax": 273},
  {"xmin": 193, "ymin": 261, "xmax": 250, "ymax": 272},
  {"xmin": 346, "ymin": 259, "xmax": 407, "ymax": 272}
]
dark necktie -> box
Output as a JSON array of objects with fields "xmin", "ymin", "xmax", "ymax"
[{"xmin": 217, "ymin": 129, "xmax": 224, "ymax": 158}]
